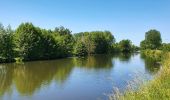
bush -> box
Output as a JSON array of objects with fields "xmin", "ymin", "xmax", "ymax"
[
  {"xmin": 161, "ymin": 43, "xmax": 170, "ymax": 51},
  {"xmin": 141, "ymin": 50, "xmax": 163, "ymax": 61}
]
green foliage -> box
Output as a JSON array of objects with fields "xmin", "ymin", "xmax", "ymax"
[
  {"xmin": 74, "ymin": 31, "xmax": 115, "ymax": 56},
  {"xmin": 40, "ymin": 29, "xmax": 60, "ymax": 59},
  {"xmin": 13, "ymin": 24, "xmax": 75, "ymax": 61},
  {"xmin": 141, "ymin": 50, "xmax": 163, "ymax": 61},
  {"xmin": 84, "ymin": 34, "xmax": 96, "ymax": 55},
  {"xmin": 110, "ymin": 43, "xmax": 121, "ymax": 53},
  {"xmin": 140, "ymin": 40, "xmax": 147, "ymax": 50},
  {"xmin": 119, "ymin": 39, "xmax": 132, "ymax": 52},
  {"xmin": 161, "ymin": 43, "xmax": 170, "ymax": 51},
  {"xmin": 91, "ymin": 31, "xmax": 115, "ymax": 54},
  {"xmin": 14, "ymin": 23, "xmax": 43, "ymax": 60},
  {"xmin": 53, "ymin": 27, "xmax": 74, "ymax": 57},
  {"xmin": 0, "ymin": 24, "xmax": 15, "ymax": 62},
  {"xmin": 140, "ymin": 29, "xmax": 162, "ymax": 50},
  {"xmin": 131, "ymin": 45, "xmax": 140, "ymax": 52},
  {"xmin": 74, "ymin": 40, "xmax": 87, "ymax": 56},
  {"xmin": 0, "ymin": 23, "xmax": 76, "ymax": 62},
  {"xmin": 54, "ymin": 26, "xmax": 72, "ymax": 35},
  {"xmin": 110, "ymin": 40, "xmax": 138, "ymax": 53},
  {"xmin": 0, "ymin": 22, "xmax": 165, "ymax": 63}
]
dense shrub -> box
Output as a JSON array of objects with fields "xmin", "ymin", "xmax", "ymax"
[{"xmin": 141, "ymin": 50, "xmax": 163, "ymax": 62}]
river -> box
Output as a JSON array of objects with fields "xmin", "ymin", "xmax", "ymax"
[{"xmin": 0, "ymin": 53, "xmax": 160, "ymax": 100}]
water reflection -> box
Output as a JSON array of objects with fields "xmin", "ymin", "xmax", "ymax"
[
  {"xmin": 0, "ymin": 65, "xmax": 13, "ymax": 96},
  {"xmin": 140, "ymin": 54, "xmax": 161, "ymax": 74},
  {"xmin": 13, "ymin": 59, "xmax": 75, "ymax": 95},
  {"xmin": 0, "ymin": 55, "xmax": 115, "ymax": 96},
  {"xmin": 0, "ymin": 53, "xmax": 161, "ymax": 99},
  {"xmin": 112, "ymin": 52, "xmax": 136, "ymax": 62},
  {"xmin": 74, "ymin": 55, "xmax": 114, "ymax": 69}
]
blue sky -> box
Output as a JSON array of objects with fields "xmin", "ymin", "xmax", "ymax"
[{"xmin": 0, "ymin": 0, "xmax": 170, "ymax": 45}]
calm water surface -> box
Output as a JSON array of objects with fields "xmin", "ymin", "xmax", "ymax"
[{"xmin": 0, "ymin": 53, "xmax": 160, "ymax": 100}]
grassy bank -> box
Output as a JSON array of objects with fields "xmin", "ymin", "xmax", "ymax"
[
  {"xmin": 109, "ymin": 50, "xmax": 170, "ymax": 100},
  {"xmin": 140, "ymin": 50, "xmax": 163, "ymax": 61}
]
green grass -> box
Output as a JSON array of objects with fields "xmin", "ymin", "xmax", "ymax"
[
  {"xmin": 109, "ymin": 51, "xmax": 170, "ymax": 100},
  {"xmin": 141, "ymin": 50, "xmax": 163, "ymax": 61}
]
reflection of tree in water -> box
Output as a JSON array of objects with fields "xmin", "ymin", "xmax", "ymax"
[
  {"xmin": 0, "ymin": 54, "xmax": 116, "ymax": 96},
  {"xmin": 112, "ymin": 53, "xmax": 134, "ymax": 62},
  {"xmin": 119, "ymin": 53, "xmax": 132, "ymax": 62},
  {"xmin": 13, "ymin": 59, "xmax": 75, "ymax": 95},
  {"xmin": 0, "ymin": 64, "xmax": 14, "ymax": 96},
  {"xmin": 0, "ymin": 59, "xmax": 75, "ymax": 96},
  {"xmin": 140, "ymin": 54, "xmax": 160, "ymax": 74},
  {"xmin": 74, "ymin": 54, "xmax": 114, "ymax": 69},
  {"xmin": 13, "ymin": 63, "xmax": 57, "ymax": 95},
  {"xmin": 53, "ymin": 59, "xmax": 75, "ymax": 84},
  {"xmin": 0, "ymin": 53, "xmax": 160, "ymax": 97}
]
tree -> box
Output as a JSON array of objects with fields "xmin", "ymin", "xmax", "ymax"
[
  {"xmin": 131, "ymin": 45, "xmax": 139, "ymax": 52},
  {"xmin": 40, "ymin": 29, "xmax": 60, "ymax": 59},
  {"xmin": 74, "ymin": 31, "xmax": 115, "ymax": 55},
  {"xmin": 119, "ymin": 39, "xmax": 132, "ymax": 52},
  {"xmin": 84, "ymin": 33, "xmax": 96, "ymax": 55},
  {"xmin": 54, "ymin": 26, "xmax": 72, "ymax": 36},
  {"xmin": 14, "ymin": 23, "xmax": 43, "ymax": 60},
  {"xmin": 141, "ymin": 29, "xmax": 162, "ymax": 50},
  {"xmin": 161, "ymin": 43, "xmax": 170, "ymax": 51},
  {"xmin": 0, "ymin": 23, "xmax": 6, "ymax": 59},
  {"xmin": 53, "ymin": 26, "xmax": 74, "ymax": 57},
  {"xmin": 74, "ymin": 32, "xmax": 93, "ymax": 56},
  {"xmin": 110, "ymin": 43, "xmax": 121, "ymax": 53},
  {"xmin": 91, "ymin": 31, "xmax": 115, "ymax": 54},
  {"xmin": 140, "ymin": 40, "xmax": 147, "ymax": 50},
  {"xmin": 0, "ymin": 22, "xmax": 142, "ymax": 62},
  {"xmin": 74, "ymin": 40, "xmax": 87, "ymax": 56},
  {"xmin": 0, "ymin": 24, "xmax": 15, "ymax": 62}
]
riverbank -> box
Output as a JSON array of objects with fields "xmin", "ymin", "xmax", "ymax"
[
  {"xmin": 141, "ymin": 50, "xmax": 163, "ymax": 61},
  {"xmin": 109, "ymin": 50, "xmax": 170, "ymax": 100}
]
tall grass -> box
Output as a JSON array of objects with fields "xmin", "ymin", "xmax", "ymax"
[
  {"xmin": 141, "ymin": 50, "xmax": 163, "ymax": 61},
  {"xmin": 109, "ymin": 51, "xmax": 170, "ymax": 100}
]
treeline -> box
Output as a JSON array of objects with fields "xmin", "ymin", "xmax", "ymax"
[
  {"xmin": 1, "ymin": 22, "xmax": 169, "ymax": 63},
  {"xmin": 0, "ymin": 23, "xmax": 75, "ymax": 62},
  {"xmin": 0, "ymin": 22, "xmax": 138, "ymax": 63},
  {"xmin": 74, "ymin": 32, "xmax": 139, "ymax": 56}
]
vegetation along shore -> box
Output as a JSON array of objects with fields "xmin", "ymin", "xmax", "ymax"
[
  {"xmin": 109, "ymin": 29, "xmax": 170, "ymax": 100},
  {"xmin": 0, "ymin": 22, "xmax": 139, "ymax": 63}
]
